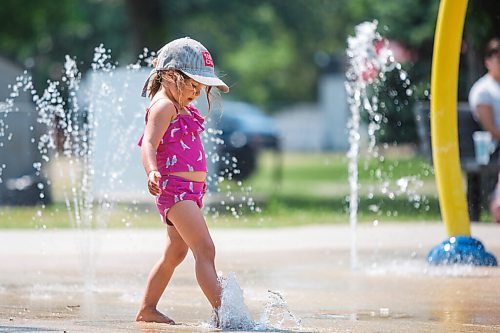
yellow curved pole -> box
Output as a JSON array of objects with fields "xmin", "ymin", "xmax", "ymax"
[{"xmin": 431, "ymin": 0, "xmax": 470, "ymax": 236}]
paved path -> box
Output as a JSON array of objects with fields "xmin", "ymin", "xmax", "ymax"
[{"xmin": 1, "ymin": 223, "xmax": 500, "ymax": 332}]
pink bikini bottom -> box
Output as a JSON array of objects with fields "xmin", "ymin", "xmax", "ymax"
[{"xmin": 155, "ymin": 175, "xmax": 207, "ymax": 226}]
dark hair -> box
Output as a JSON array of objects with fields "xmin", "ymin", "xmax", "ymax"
[{"xmin": 485, "ymin": 37, "xmax": 500, "ymax": 58}]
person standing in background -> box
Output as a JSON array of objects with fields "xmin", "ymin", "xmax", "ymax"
[{"xmin": 468, "ymin": 37, "xmax": 500, "ymax": 222}]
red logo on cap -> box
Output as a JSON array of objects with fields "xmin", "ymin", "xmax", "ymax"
[{"xmin": 202, "ymin": 51, "xmax": 214, "ymax": 67}]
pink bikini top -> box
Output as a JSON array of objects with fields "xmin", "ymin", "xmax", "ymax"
[{"xmin": 138, "ymin": 100, "xmax": 207, "ymax": 174}]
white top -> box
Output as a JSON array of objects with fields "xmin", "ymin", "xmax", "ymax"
[{"xmin": 468, "ymin": 74, "xmax": 500, "ymax": 127}]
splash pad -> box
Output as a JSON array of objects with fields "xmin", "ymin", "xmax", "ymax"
[
  {"xmin": 1, "ymin": 224, "xmax": 500, "ymax": 332},
  {"xmin": 1, "ymin": 0, "xmax": 500, "ymax": 331},
  {"xmin": 0, "ymin": 45, "xmax": 297, "ymax": 330}
]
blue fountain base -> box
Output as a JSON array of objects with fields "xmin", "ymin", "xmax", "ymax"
[{"xmin": 428, "ymin": 236, "xmax": 497, "ymax": 266}]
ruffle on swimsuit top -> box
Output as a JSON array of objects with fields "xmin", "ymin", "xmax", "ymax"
[
  {"xmin": 137, "ymin": 105, "xmax": 205, "ymax": 147},
  {"xmin": 164, "ymin": 105, "xmax": 205, "ymax": 144}
]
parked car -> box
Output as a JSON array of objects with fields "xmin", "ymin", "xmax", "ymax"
[{"xmin": 211, "ymin": 101, "xmax": 280, "ymax": 180}]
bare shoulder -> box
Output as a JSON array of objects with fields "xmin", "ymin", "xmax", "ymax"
[{"xmin": 148, "ymin": 98, "xmax": 177, "ymax": 123}]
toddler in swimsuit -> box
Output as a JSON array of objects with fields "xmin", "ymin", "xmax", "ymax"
[
  {"xmin": 138, "ymin": 102, "xmax": 208, "ymax": 225},
  {"xmin": 135, "ymin": 37, "xmax": 229, "ymax": 325}
]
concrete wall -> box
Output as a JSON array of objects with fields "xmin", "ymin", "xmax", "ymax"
[
  {"xmin": 320, "ymin": 73, "xmax": 349, "ymax": 151},
  {"xmin": 0, "ymin": 57, "xmax": 51, "ymax": 205},
  {"xmin": 273, "ymin": 104, "xmax": 324, "ymax": 152},
  {"xmin": 80, "ymin": 68, "xmax": 218, "ymax": 202},
  {"xmin": 79, "ymin": 68, "xmax": 150, "ymax": 202},
  {"xmin": 273, "ymin": 73, "xmax": 353, "ymax": 152}
]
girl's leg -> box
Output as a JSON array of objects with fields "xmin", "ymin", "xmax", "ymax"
[
  {"xmin": 167, "ymin": 200, "xmax": 222, "ymax": 309},
  {"xmin": 136, "ymin": 225, "xmax": 189, "ymax": 323}
]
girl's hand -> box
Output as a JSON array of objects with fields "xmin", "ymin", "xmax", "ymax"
[{"xmin": 147, "ymin": 170, "xmax": 162, "ymax": 196}]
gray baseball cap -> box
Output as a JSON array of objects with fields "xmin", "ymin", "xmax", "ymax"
[{"xmin": 141, "ymin": 37, "xmax": 229, "ymax": 97}]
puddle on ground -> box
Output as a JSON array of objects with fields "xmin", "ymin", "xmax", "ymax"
[{"xmin": 316, "ymin": 309, "xmax": 411, "ymax": 321}]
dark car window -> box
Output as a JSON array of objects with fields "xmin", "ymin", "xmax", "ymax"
[
  {"xmin": 219, "ymin": 102, "xmax": 278, "ymax": 136},
  {"xmin": 219, "ymin": 115, "xmax": 242, "ymax": 133}
]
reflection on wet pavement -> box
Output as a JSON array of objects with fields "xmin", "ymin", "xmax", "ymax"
[{"xmin": 1, "ymin": 224, "xmax": 500, "ymax": 332}]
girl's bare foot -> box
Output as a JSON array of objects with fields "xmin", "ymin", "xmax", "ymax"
[
  {"xmin": 135, "ymin": 307, "xmax": 175, "ymax": 324},
  {"xmin": 211, "ymin": 308, "xmax": 220, "ymax": 328}
]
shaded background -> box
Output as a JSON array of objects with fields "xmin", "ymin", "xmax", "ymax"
[
  {"xmin": 1, "ymin": 0, "xmax": 499, "ymax": 145},
  {"xmin": 1, "ymin": 5, "xmax": 500, "ymax": 332},
  {"xmin": 1, "ymin": 0, "xmax": 500, "ymax": 226}
]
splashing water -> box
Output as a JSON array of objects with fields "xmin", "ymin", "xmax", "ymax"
[
  {"xmin": 0, "ymin": 45, "xmax": 263, "ymax": 288},
  {"xmin": 346, "ymin": 21, "xmax": 422, "ymax": 270},
  {"xmin": 256, "ymin": 290, "xmax": 302, "ymax": 330},
  {"xmin": 215, "ymin": 273, "xmax": 301, "ymax": 331},
  {"xmin": 217, "ymin": 273, "xmax": 255, "ymax": 329},
  {"xmin": 203, "ymin": 125, "xmax": 261, "ymax": 223},
  {"xmin": 1, "ymin": 43, "xmax": 261, "ymax": 220}
]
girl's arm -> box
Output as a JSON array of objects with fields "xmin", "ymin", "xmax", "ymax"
[{"xmin": 141, "ymin": 99, "xmax": 176, "ymax": 195}]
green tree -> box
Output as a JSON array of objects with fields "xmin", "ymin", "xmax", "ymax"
[
  {"xmin": 1, "ymin": 0, "xmax": 498, "ymax": 123},
  {"xmin": 0, "ymin": 0, "xmax": 131, "ymax": 90}
]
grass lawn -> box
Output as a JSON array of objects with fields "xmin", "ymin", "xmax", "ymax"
[
  {"xmin": 0, "ymin": 149, "xmax": 445, "ymax": 229},
  {"xmin": 211, "ymin": 150, "xmax": 441, "ymax": 228}
]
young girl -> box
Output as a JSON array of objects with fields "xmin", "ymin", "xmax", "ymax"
[{"xmin": 136, "ymin": 37, "xmax": 229, "ymax": 324}]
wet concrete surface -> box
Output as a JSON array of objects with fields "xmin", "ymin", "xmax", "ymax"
[{"xmin": 1, "ymin": 223, "xmax": 500, "ymax": 332}]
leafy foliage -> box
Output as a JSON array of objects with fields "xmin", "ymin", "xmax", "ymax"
[{"xmin": 0, "ymin": 0, "xmax": 498, "ymax": 117}]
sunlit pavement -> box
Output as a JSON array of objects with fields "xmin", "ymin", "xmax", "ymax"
[{"xmin": 1, "ymin": 223, "xmax": 500, "ymax": 332}]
